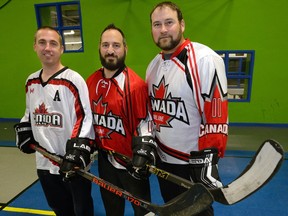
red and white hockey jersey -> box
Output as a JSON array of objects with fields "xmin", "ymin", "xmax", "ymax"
[
  {"xmin": 21, "ymin": 67, "xmax": 95, "ymax": 174},
  {"xmin": 146, "ymin": 39, "xmax": 228, "ymax": 164},
  {"xmin": 87, "ymin": 66, "xmax": 154, "ymax": 168}
]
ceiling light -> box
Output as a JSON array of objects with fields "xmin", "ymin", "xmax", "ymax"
[{"xmin": 64, "ymin": 30, "xmax": 75, "ymax": 35}]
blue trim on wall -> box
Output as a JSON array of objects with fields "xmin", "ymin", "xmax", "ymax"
[
  {"xmin": 229, "ymin": 122, "xmax": 288, "ymax": 128},
  {"xmin": 0, "ymin": 141, "xmax": 15, "ymax": 147},
  {"xmin": 0, "ymin": 118, "xmax": 20, "ymax": 122}
]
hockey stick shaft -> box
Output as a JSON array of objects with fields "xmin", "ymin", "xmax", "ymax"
[
  {"xmin": 106, "ymin": 139, "xmax": 284, "ymax": 205},
  {"xmin": 30, "ymin": 144, "xmax": 213, "ymax": 215}
]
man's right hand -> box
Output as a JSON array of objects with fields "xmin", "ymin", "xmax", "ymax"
[{"xmin": 14, "ymin": 122, "xmax": 38, "ymax": 154}]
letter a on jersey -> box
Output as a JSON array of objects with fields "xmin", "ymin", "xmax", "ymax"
[{"xmin": 53, "ymin": 90, "xmax": 61, "ymax": 101}]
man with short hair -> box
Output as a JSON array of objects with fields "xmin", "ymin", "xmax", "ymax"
[
  {"xmin": 146, "ymin": 2, "xmax": 229, "ymax": 215},
  {"xmin": 15, "ymin": 26, "xmax": 95, "ymax": 216}
]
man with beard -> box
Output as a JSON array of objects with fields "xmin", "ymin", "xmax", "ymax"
[
  {"xmin": 86, "ymin": 24, "xmax": 156, "ymax": 216},
  {"xmin": 146, "ymin": 2, "xmax": 228, "ymax": 216}
]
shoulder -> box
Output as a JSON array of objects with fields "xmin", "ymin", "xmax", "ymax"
[
  {"xmin": 25, "ymin": 69, "xmax": 41, "ymax": 85},
  {"xmin": 125, "ymin": 67, "xmax": 147, "ymax": 90},
  {"xmin": 148, "ymin": 53, "xmax": 162, "ymax": 65},
  {"xmin": 146, "ymin": 53, "xmax": 162, "ymax": 74},
  {"xmin": 126, "ymin": 67, "xmax": 145, "ymax": 83},
  {"xmin": 86, "ymin": 69, "xmax": 102, "ymax": 84},
  {"xmin": 56, "ymin": 68, "xmax": 88, "ymax": 86},
  {"xmin": 27, "ymin": 69, "xmax": 41, "ymax": 79},
  {"xmin": 62, "ymin": 68, "xmax": 84, "ymax": 80},
  {"xmin": 191, "ymin": 42, "xmax": 221, "ymax": 60},
  {"xmin": 87, "ymin": 68, "xmax": 102, "ymax": 79}
]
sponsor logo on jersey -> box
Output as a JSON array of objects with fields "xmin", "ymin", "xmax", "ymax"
[
  {"xmin": 93, "ymin": 113, "xmax": 125, "ymax": 136},
  {"xmin": 199, "ymin": 123, "xmax": 228, "ymax": 137},
  {"xmin": 150, "ymin": 76, "xmax": 189, "ymax": 131},
  {"xmin": 33, "ymin": 103, "xmax": 63, "ymax": 127},
  {"xmin": 92, "ymin": 97, "xmax": 125, "ymax": 139},
  {"xmin": 101, "ymin": 80, "xmax": 109, "ymax": 88}
]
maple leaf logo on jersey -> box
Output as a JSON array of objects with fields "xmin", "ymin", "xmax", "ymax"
[
  {"xmin": 35, "ymin": 103, "xmax": 48, "ymax": 114},
  {"xmin": 150, "ymin": 76, "xmax": 189, "ymax": 132},
  {"xmin": 33, "ymin": 102, "xmax": 63, "ymax": 127},
  {"xmin": 92, "ymin": 96, "xmax": 125, "ymax": 140}
]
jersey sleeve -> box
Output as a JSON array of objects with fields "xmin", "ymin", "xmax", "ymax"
[
  {"xmin": 127, "ymin": 72, "xmax": 155, "ymax": 139},
  {"xmin": 20, "ymin": 80, "xmax": 31, "ymax": 123},
  {"xmin": 69, "ymin": 72, "xmax": 95, "ymax": 140},
  {"xmin": 133, "ymin": 90, "xmax": 155, "ymax": 138},
  {"xmin": 198, "ymin": 55, "xmax": 228, "ymax": 157}
]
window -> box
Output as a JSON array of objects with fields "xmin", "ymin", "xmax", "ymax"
[
  {"xmin": 216, "ymin": 50, "xmax": 255, "ymax": 102},
  {"xmin": 35, "ymin": 1, "xmax": 83, "ymax": 52}
]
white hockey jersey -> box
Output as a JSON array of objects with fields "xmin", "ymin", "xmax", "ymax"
[
  {"xmin": 146, "ymin": 39, "xmax": 228, "ymax": 164},
  {"xmin": 21, "ymin": 67, "xmax": 95, "ymax": 174}
]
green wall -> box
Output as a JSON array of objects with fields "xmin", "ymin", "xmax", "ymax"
[{"xmin": 1, "ymin": 0, "xmax": 287, "ymax": 124}]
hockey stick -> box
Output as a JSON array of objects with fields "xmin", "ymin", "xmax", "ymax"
[
  {"xmin": 30, "ymin": 144, "xmax": 213, "ymax": 216},
  {"xmin": 106, "ymin": 139, "xmax": 284, "ymax": 205}
]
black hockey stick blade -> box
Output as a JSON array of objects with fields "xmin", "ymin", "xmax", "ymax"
[
  {"xmin": 210, "ymin": 139, "xmax": 284, "ymax": 205},
  {"xmin": 107, "ymin": 139, "xmax": 284, "ymax": 205},
  {"xmin": 31, "ymin": 144, "xmax": 213, "ymax": 215},
  {"xmin": 153, "ymin": 183, "xmax": 213, "ymax": 216}
]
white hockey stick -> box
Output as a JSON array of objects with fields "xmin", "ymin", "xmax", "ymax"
[
  {"xmin": 211, "ymin": 139, "xmax": 284, "ymax": 204},
  {"xmin": 107, "ymin": 139, "xmax": 284, "ymax": 205}
]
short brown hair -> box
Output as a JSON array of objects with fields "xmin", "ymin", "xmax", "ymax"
[
  {"xmin": 34, "ymin": 26, "xmax": 63, "ymax": 46},
  {"xmin": 150, "ymin": 1, "xmax": 183, "ymax": 23}
]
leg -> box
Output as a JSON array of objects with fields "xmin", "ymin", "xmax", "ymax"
[
  {"xmin": 120, "ymin": 169, "xmax": 151, "ymax": 216},
  {"xmin": 98, "ymin": 151, "xmax": 125, "ymax": 216},
  {"xmin": 156, "ymin": 161, "xmax": 214, "ymax": 216},
  {"xmin": 156, "ymin": 161, "xmax": 190, "ymax": 202},
  {"xmin": 68, "ymin": 175, "xmax": 94, "ymax": 216},
  {"xmin": 37, "ymin": 169, "xmax": 75, "ymax": 216}
]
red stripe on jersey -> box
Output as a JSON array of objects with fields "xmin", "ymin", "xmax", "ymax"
[
  {"xmin": 187, "ymin": 43, "xmax": 202, "ymax": 117},
  {"xmin": 171, "ymin": 58, "xmax": 185, "ymax": 72},
  {"xmin": 171, "ymin": 39, "xmax": 190, "ymax": 58},
  {"xmin": 156, "ymin": 138, "xmax": 190, "ymax": 162},
  {"xmin": 122, "ymin": 69, "xmax": 134, "ymax": 135},
  {"xmin": 26, "ymin": 78, "xmax": 41, "ymax": 92},
  {"xmin": 49, "ymin": 79, "xmax": 85, "ymax": 137},
  {"xmin": 199, "ymin": 83, "xmax": 228, "ymax": 157}
]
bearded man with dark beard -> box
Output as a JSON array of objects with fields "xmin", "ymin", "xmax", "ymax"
[
  {"xmin": 146, "ymin": 2, "xmax": 229, "ymax": 216},
  {"xmin": 86, "ymin": 24, "xmax": 156, "ymax": 216}
]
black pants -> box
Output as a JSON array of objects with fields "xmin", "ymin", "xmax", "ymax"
[
  {"xmin": 156, "ymin": 161, "xmax": 214, "ymax": 216},
  {"xmin": 98, "ymin": 150, "xmax": 151, "ymax": 216},
  {"xmin": 37, "ymin": 169, "xmax": 94, "ymax": 216}
]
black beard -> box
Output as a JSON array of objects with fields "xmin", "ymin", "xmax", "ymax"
[{"xmin": 99, "ymin": 52, "xmax": 126, "ymax": 71}]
